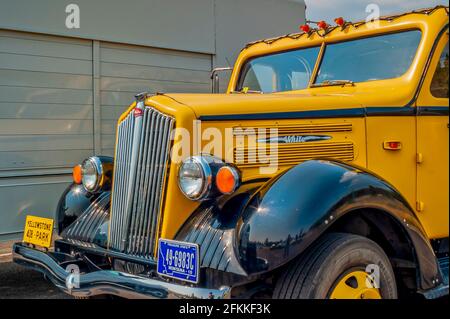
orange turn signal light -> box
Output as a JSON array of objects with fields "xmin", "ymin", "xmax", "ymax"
[
  {"xmin": 216, "ymin": 166, "xmax": 240, "ymax": 195},
  {"xmin": 73, "ymin": 164, "xmax": 83, "ymax": 184}
]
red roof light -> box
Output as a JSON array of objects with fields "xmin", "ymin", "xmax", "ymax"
[
  {"xmin": 334, "ymin": 17, "xmax": 345, "ymax": 26},
  {"xmin": 317, "ymin": 20, "xmax": 328, "ymax": 29},
  {"xmin": 299, "ymin": 24, "xmax": 311, "ymax": 33}
]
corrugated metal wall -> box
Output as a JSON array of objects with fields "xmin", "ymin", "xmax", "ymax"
[
  {"xmin": 98, "ymin": 42, "xmax": 211, "ymax": 155},
  {"xmin": 0, "ymin": 30, "xmax": 94, "ymax": 173},
  {"xmin": 0, "ymin": 29, "xmax": 212, "ymax": 239}
]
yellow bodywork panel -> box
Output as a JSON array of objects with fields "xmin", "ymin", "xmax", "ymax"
[
  {"xmin": 366, "ymin": 117, "xmax": 417, "ymax": 210},
  {"xmin": 415, "ymin": 30, "xmax": 449, "ymax": 238},
  {"xmin": 143, "ymin": 93, "xmax": 369, "ymax": 241},
  {"xmin": 415, "ymin": 116, "xmax": 449, "ymax": 238},
  {"xmin": 201, "ymin": 117, "xmax": 367, "ymax": 181}
]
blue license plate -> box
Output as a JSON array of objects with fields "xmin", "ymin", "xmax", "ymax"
[{"xmin": 157, "ymin": 239, "xmax": 199, "ymax": 283}]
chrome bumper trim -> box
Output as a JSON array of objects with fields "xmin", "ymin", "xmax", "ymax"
[{"xmin": 12, "ymin": 243, "xmax": 230, "ymax": 299}]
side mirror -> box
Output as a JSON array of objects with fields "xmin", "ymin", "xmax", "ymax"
[{"xmin": 210, "ymin": 67, "xmax": 233, "ymax": 93}]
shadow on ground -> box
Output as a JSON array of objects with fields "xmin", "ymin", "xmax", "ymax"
[{"xmin": 0, "ymin": 262, "xmax": 70, "ymax": 299}]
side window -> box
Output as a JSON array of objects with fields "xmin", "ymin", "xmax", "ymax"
[{"xmin": 430, "ymin": 41, "xmax": 449, "ymax": 98}]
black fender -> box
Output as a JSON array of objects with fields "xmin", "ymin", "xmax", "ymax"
[
  {"xmin": 236, "ymin": 160, "xmax": 440, "ymax": 290},
  {"xmin": 56, "ymin": 156, "xmax": 113, "ymax": 235},
  {"xmin": 175, "ymin": 182, "xmax": 262, "ymax": 287},
  {"xmin": 176, "ymin": 182, "xmax": 261, "ymax": 277},
  {"xmin": 176, "ymin": 159, "xmax": 440, "ymax": 291},
  {"xmin": 56, "ymin": 183, "xmax": 98, "ymax": 234},
  {"xmin": 56, "ymin": 183, "xmax": 111, "ymax": 247}
]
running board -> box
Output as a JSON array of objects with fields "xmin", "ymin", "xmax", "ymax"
[{"xmin": 422, "ymin": 257, "xmax": 448, "ymax": 299}]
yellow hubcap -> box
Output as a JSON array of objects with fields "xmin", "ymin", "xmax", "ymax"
[{"xmin": 330, "ymin": 270, "xmax": 382, "ymax": 299}]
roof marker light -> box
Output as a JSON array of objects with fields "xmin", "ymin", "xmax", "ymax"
[
  {"xmin": 317, "ymin": 21, "xmax": 328, "ymax": 30},
  {"xmin": 334, "ymin": 17, "xmax": 345, "ymax": 26},
  {"xmin": 299, "ymin": 24, "xmax": 311, "ymax": 33}
]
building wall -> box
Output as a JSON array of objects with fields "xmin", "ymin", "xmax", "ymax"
[
  {"xmin": 0, "ymin": 0, "xmax": 216, "ymax": 54},
  {"xmin": 98, "ymin": 42, "xmax": 213, "ymax": 156},
  {"xmin": 0, "ymin": 0, "xmax": 305, "ymax": 240}
]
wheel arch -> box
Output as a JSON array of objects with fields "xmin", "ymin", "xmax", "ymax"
[
  {"xmin": 324, "ymin": 207, "xmax": 420, "ymax": 296},
  {"xmin": 235, "ymin": 160, "xmax": 441, "ymax": 291}
]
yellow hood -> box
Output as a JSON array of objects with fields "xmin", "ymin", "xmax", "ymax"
[{"xmin": 149, "ymin": 92, "xmax": 363, "ymax": 119}]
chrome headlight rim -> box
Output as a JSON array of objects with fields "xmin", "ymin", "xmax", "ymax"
[
  {"xmin": 81, "ymin": 156, "xmax": 103, "ymax": 193},
  {"xmin": 177, "ymin": 155, "xmax": 213, "ymax": 201}
]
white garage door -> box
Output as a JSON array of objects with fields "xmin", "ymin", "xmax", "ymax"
[
  {"xmin": 0, "ymin": 30, "xmax": 94, "ymax": 174},
  {"xmin": 0, "ymin": 29, "xmax": 212, "ymax": 239}
]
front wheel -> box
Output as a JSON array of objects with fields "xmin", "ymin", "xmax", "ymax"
[{"xmin": 273, "ymin": 233, "xmax": 397, "ymax": 299}]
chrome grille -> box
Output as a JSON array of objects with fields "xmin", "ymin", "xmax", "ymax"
[{"xmin": 109, "ymin": 106, "xmax": 174, "ymax": 259}]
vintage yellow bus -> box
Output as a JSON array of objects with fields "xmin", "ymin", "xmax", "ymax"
[{"xmin": 14, "ymin": 6, "xmax": 449, "ymax": 299}]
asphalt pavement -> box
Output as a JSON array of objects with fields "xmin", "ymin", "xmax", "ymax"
[
  {"xmin": 0, "ymin": 243, "xmax": 446, "ymax": 300},
  {"xmin": 0, "ymin": 235, "xmax": 71, "ymax": 299},
  {"xmin": 0, "ymin": 260, "xmax": 69, "ymax": 299}
]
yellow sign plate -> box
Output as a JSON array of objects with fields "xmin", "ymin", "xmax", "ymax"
[{"xmin": 23, "ymin": 215, "xmax": 54, "ymax": 248}]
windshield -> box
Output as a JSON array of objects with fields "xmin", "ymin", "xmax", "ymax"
[
  {"xmin": 237, "ymin": 30, "xmax": 422, "ymax": 93},
  {"xmin": 315, "ymin": 30, "xmax": 422, "ymax": 84},
  {"xmin": 237, "ymin": 46, "xmax": 320, "ymax": 93}
]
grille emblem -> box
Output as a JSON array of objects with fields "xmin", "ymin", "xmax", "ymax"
[
  {"xmin": 134, "ymin": 107, "xmax": 143, "ymax": 117},
  {"xmin": 257, "ymin": 135, "xmax": 332, "ymax": 144}
]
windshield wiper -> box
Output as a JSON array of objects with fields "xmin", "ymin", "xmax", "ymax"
[
  {"xmin": 231, "ymin": 89, "xmax": 264, "ymax": 94},
  {"xmin": 311, "ymin": 80, "xmax": 355, "ymax": 87}
]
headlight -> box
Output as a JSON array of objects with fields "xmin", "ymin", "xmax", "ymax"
[
  {"xmin": 178, "ymin": 155, "xmax": 241, "ymax": 201},
  {"xmin": 178, "ymin": 156, "xmax": 212, "ymax": 200},
  {"xmin": 81, "ymin": 157, "xmax": 103, "ymax": 193}
]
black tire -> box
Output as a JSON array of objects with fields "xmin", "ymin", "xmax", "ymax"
[{"xmin": 273, "ymin": 233, "xmax": 397, "ymax": 299}]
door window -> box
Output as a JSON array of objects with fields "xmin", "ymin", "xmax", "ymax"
[{"xmin": 430, "ymin": 41, "xmax": 449, "ymax": 98}]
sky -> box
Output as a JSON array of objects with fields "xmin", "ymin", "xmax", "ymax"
[{"xmin": 304, "ymin": 0, "xmax": 449, "ymax": 23}]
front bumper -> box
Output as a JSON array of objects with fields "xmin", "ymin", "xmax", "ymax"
[{"xmin": 13, "ymin": 243, "xmax": 230, "ymax": 299}]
